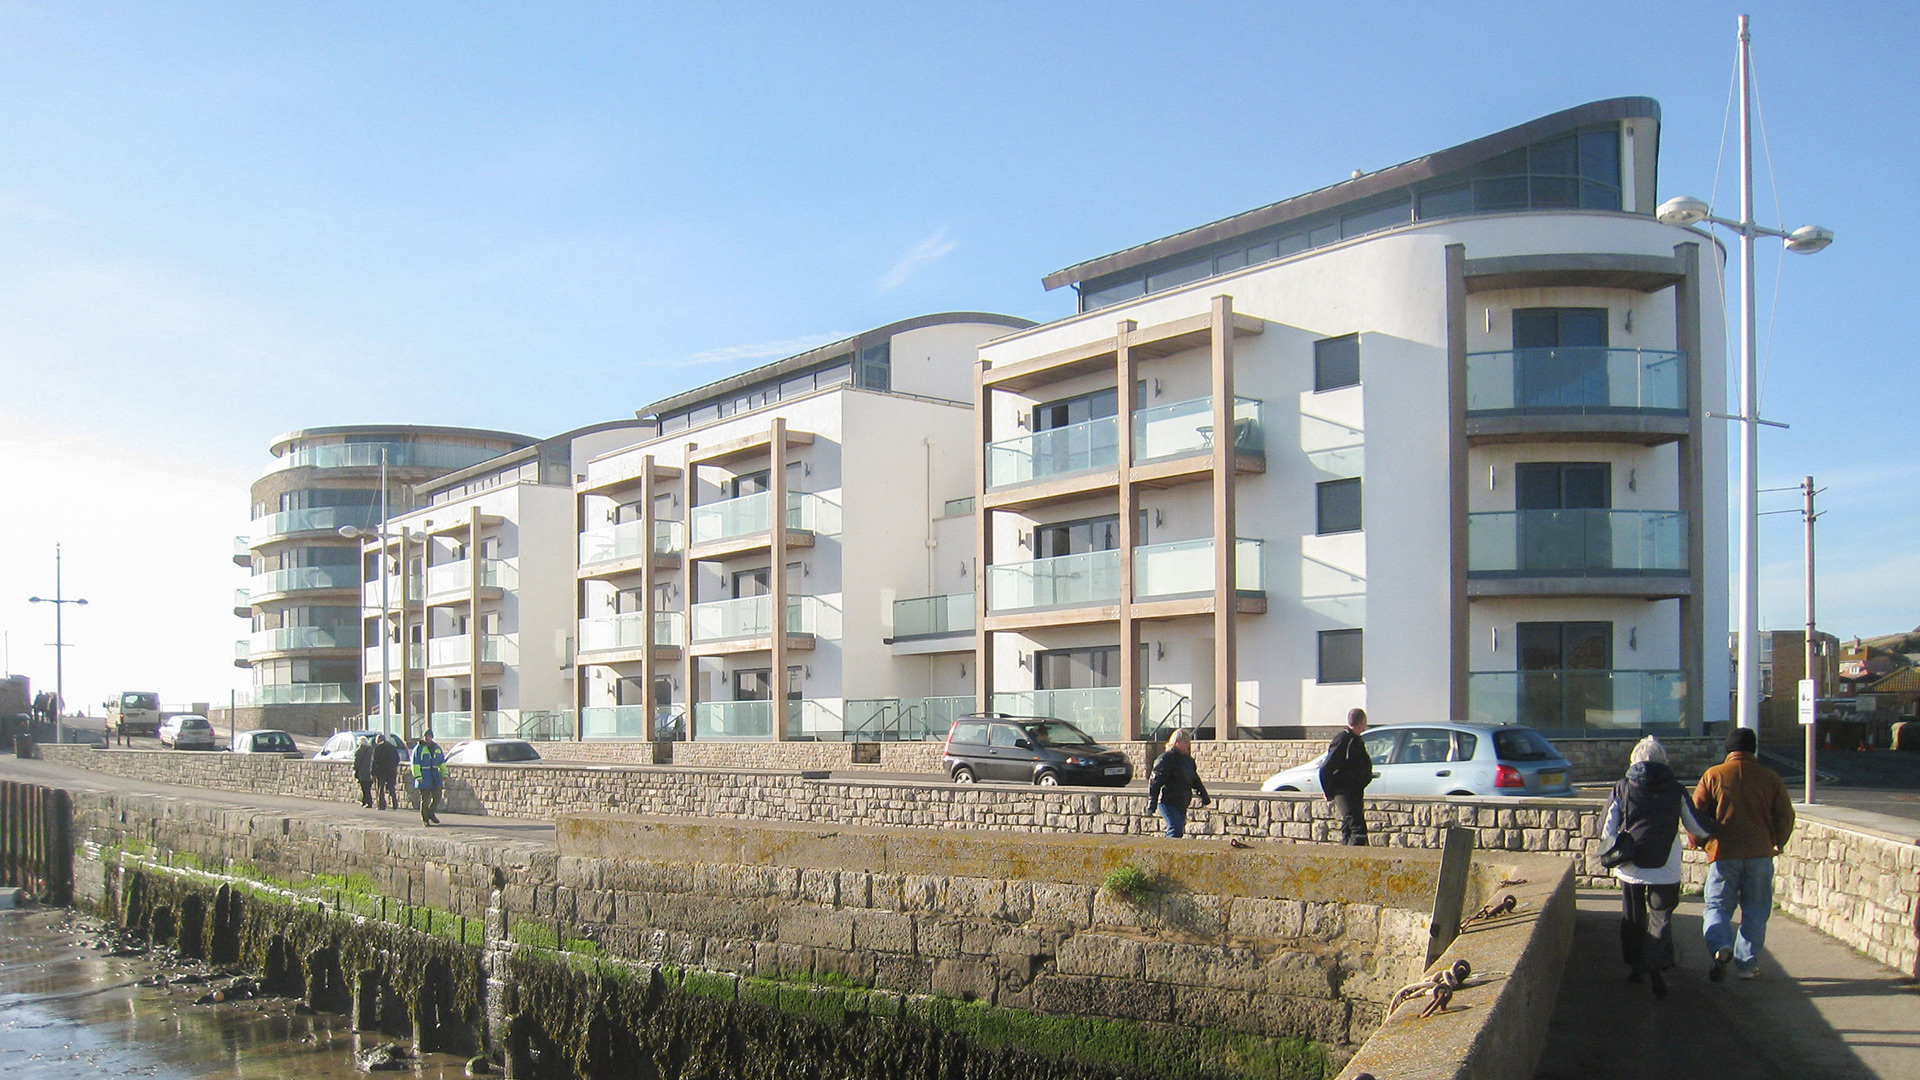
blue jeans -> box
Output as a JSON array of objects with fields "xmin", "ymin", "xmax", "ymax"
[
  {"xmin": 1703, "ymin": 857, "xmax": 1774, "ymax": 972},
  {"xmin": 1157, "ymin": 803, "xmax": 1188, "ymax": 838}
]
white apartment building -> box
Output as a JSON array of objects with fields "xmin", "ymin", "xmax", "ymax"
[
  {"xmin": 971, "ymin": 97, "xmax": 1729, "ymax": 743},
  {"xmin": 356, "ymin": 421, "xmax": 648, "ymax": 739},
  {"xmin": 573, "ymin": 313, "xmax": 1031, "ymax": 742}
]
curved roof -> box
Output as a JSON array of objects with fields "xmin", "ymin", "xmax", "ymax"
[
  {"xmin": 1041, "ymin": 97, "xmax": 1661, "ymax": 292},
  {"xmin": 637, "ymin": 311, "xmax": 1035, "ymax": 419},
  {"xmin": 267, "ymin": 424, "xmax": 537, "ymax": 457}
]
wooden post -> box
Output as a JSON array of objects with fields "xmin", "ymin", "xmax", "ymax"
[
  {"xmin": 1116, "ymin": 320, "xmax": 1142, "ymax": 740},
  {"xmin": 1210, "ymin": 296, "xmax": 1238, "ymax": 739},
  {"xmin": 1427, "ymin": 826, "xmax": 1477, "ymax": 966}
]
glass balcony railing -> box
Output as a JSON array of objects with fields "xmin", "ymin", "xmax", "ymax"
[
  {"xmin": 234, "ymin": 639, "xmax": 250, "ymax": 661},
  {"xmin": 581, "ymin": 705, "xmax": 648, "ymax": 740},
  {"xmin": 986, "ymin": 550, "xmax": 1121, "ymax": 612},
  {"xmin": 1468, "ymin": 669, "xmax": 1686, "ymax": 735},
  {"xmin": 1132, "ymin": 396, "xmax": 1265, "ymax": 462},
  {"xmin": 844, "ymin": 696, "xmax": 977, "ymax": 741},
  {"xmin": 1468, "ymin": 510, "xmax": 1687, "ymax": 574},
  {"xmin": 249, "ymin": 683, "xmax": 354, "ymax": 706},
  {"xmin": 579, "ymin": 519, "xmax": 686, "ymax": 565},
  {"xmin": 986, "ymin": 416, "xmax": 1118, "ymax": 489},
  {"xmin": 249, "ymin": 626, "xmax": 352, "ymax": 653},
  {"xmin": 1133, "ymin": 537, "xmax": 1265, "ymax": 598},
  {"xmin": 986, "ymin": 686, "xmax": 1190, "ymax": 743},
  {"xmin": 425, "ymin": 634, "xmax": 514, "ymax": 668},
  {"xmin": 577, "ymin": 611, "xmax": 686, "ymax": 652},
  {"xmin": 688, "ymin": 595, "xmax": 819, "ymax": 643},
  {"xmin": 233, "ymin": 588, "xmax": 251, "ymax": 610},
  {"xmin": 688, "ymin": 492, "xmax": 825, "ymax": 547},
  {"xmin": 233, "ymin": 535, "xmax": 252, "ymax": 559},
  {"xmin": 249, "ymin": 566, "xmax": 358, "ymax": 595},
  {"xmin": 892, "ymin": 593, "xmax": 974, "ymax": 638},
  {"xmin": 361, "ymin": 575, "xmax": 423, "ymax": 607},
  {"xmin": 1465, "ymin": 348, "xmax": 1685, "ymax": 414},
  {"xmin": 430, "ymin": 711, "xmax": 474, "ymax": 740},
  {"xmin": 425, "ymin": 558, "xmax": 511, "ymax": 597},
  {"xmin": 250, "ymin": 505, "xmax": 381, "ymax": 542},
  {"xmin": 265, "ymin": 441, "xmax": 508, "ymax": 475},
  {"xmin": 693, "ymin": 700, "xmax": 777, "ymax": 740}
]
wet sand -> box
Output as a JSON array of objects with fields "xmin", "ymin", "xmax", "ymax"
[{"xmin": 0, "ymin": 906, "xmax": 474, "ymax": 1078}]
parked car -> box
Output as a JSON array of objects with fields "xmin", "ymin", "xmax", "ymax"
[
  {"xmin": 314, "ymin": 730, "xmax": 407, "ymax": 762},
  {"xmin": 942, "ymin": 715, "xmax": 1133, "ymax": 787},
  {"xmin": 230, "ymin": 729, "xmax": 301, "ymax": 756},
  {"xmin": 157, "ymin": 714, "xmax": 218, "ymax": 750},
  {"xmin": 445, "ymin": 739, "xmax": 543, "ymax": 765},
  {"xmin": 1260, "ymin": 722, "xmax": 1574, "ymax": 798}
]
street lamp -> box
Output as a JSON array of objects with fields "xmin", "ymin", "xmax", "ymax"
[
  {"xmin": 27, "ymin": 543, "xmax": 88, "ymax": 745},
  {"xmin": 1655, "ymin": 14, "xmax": 1833, "ymax": 735}
]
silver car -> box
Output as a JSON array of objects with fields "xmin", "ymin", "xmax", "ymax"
[
  {"xmin": 230, "ymin": 729, "xmax": 301, "ymax": 755},
  {"xmin": 1260, "ymin": 722, "xmax": 1574, "ymax": 798},
  {"xmin": 157, "ymin": 714, "xmax": 218, "ymax": 750}
]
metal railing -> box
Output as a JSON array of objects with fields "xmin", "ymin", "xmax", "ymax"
[
  {"xmin": 986, "ymin": 686, "xmax": 1188, "ymax": 742},
  {"xmin": 843, "ymin": 695, "xmax": 976, "ymax": 742}
]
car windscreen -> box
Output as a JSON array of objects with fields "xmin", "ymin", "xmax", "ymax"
[
  {"xmin": 258, "ymin": 734, "xmax": 294, "ymax": 751},
  {"xmin": 123, "ymin": 693, "xmax": 159, "ymax": 710},
  {"xmin": 1023, "ymin": 721, "xmax": 1094, "ymax": 747},
  {"xmin": 1493, "ymin": 728, "xmax": 1558, "ymax": 762},
  {"xmin": 486, "ymin": 743, "xmax": 541, "ymax": 763}
]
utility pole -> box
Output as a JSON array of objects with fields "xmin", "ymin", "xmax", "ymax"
[
  {"xmin": 27, "ymin": 544, "xmax": 89, "ymax": 745},
  {"xmin": 1801, "ymin": 476, "xmax": 1821, "ymax": 804}
]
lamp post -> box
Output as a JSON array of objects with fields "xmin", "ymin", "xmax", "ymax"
[
  {"xmin": 28, "ymin": 543, "xmax": 89, "ymax": 745},
  {"xmin": 340, "ymin": 449, "xmax": 394, "ymax": 736},
  {"xmin": 1656, "ymin": 14, "xmax": 1833, "ymax": 735}
]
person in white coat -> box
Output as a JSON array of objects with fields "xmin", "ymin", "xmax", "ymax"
[{"xmin": 1601, "ymin": 736, "xmax": 1712, "ymax": 999}]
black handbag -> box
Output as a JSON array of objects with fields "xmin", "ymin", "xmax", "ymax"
[{"xmin": 1600, "ymin": 832, "xmax": 1636, "ymax": 869}]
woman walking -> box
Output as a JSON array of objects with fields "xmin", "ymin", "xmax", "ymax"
[
  {"xmin": 1601, "ymin": 736, "xmax": 1711, "ymax": 999},
  {"xmin": 1146, "ymin": 729, "xmax": 1211, "ymax": 838}
]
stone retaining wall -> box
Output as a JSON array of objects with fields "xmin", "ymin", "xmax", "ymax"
[
  {"xmin": 40, "ymin": 744, "xmax": 1622, "ymax": 885},
  {"xmin": 1773, "ymin": 813, "xmax": 1920, "ymax": 978}
]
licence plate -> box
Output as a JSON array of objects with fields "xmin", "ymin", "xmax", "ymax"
[
  {"xmin": 1537, "ymin": 771, "xmax": 1565, "ymax": 788},
  {"xmin": 1104, "ymin": 766, "xmax": 1127, "ymax": 776}
]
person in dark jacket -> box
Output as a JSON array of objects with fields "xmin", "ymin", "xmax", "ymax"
[
  {"xmin": 1319, "ymin": 708, "xmax": 1373, "ymax": 845},
  {"xmin": 351, "ymin": 737, "xmax": 375, "ymax": 807},
  {"xmin": 1601, "ymin": 736, "xmax": 1712, "ymax": 999},
  {"xmin": 1146, "ymin": 729, "xmax": 1210, "ymax": 838},
  {"xmin": 371, "ymin": 736, "xmax": 401, "ymax": 810}
]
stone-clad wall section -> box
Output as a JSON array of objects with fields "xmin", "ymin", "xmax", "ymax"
[
  {"xmin": 40, "ymin": 744, "xmax": 1621, "ymax": 884},
  {"xmin": 1772, "ymin": 816, "xmax": 1920, "ymax": 978}
]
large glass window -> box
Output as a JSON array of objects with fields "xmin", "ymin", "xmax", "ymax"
[
  {"xmin": 1318, "ymin": 629, "xmax": 1363, "ymax": 684},
  {"xmin": 857, "ymin": 342, "xmax": 892, "ymax": 392}
]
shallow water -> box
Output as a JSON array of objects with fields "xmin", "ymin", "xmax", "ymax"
[{"xmin": 0, "ymin": 907, "xmax": 473, "ymax": 1079}]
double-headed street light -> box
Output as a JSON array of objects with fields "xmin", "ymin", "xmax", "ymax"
[
  {"xmin": 1656, "ymin": 14, "xmax": 1833, "ymax": 734},
  {"xmin": 28, "ymin": 543, "xmax": 88, "ymax": 745}
]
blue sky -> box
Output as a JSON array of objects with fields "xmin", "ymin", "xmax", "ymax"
[{"xmin": 1, "ymin": 1, "xmax": 1914, "ymax": 710}]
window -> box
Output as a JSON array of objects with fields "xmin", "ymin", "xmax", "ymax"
[
  {"xmin": 1314, "ymin": 334, "xmax": 1360, "ymax": 391},
  {"xmin": 1397, "ymin": 729, "xmax": 1452, "ymax": 764},
  {"xmin": 1318, "ymin": 629, "xmax": 1363, "ymax": 684},
  {"xmin": 1452, "ymin": 731, "xmax": 1479, "ymax": 762},
  {"xmin": 989, "ymin": 724, "xmax": 1025, "ymax": 749},
  {"xmin": 1317, "ymin": 478, "xmax": 1362, "ymax": 535},
  {"xmin": 856, "ymin": 342, "xmax": 892, "ymax": 392}
]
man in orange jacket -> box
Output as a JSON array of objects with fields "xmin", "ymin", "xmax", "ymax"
[{"xmin": 1692, "ymin": 727, "xmax": 1795, "ymax": 982}]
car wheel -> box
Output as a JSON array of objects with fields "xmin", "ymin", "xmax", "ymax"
[
  {"xmin": 952, "ymin": 767, "xmax": 976, "ymax": 784},
  {"xmin": 1272, "ymin": 785, "xmax": 1299, "ymax": 792},
  {"xmin": 1448, "ymin": 790, "xmax": 1474, "ymax": 797},
  {"xmin": 1034, "ymin": 770, "xmax": 1060, "ymax": 787}
]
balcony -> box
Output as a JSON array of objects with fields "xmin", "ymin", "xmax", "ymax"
[
  {"xmin": 687, "ymin": 491, "xmax": 825, "ymax": 557},
  {"xmin": 249, "ymin": 566, "xmax": 358, "ymax": 599},
  {"xmin": 425, "ymin": 633, "xmax": 513, "ymax": 670},
  {"xmin": 578, "ymin": 519, "xmax": 686, "ymax": 571},
  {"xmin": 986, "ymin": 686, "xmax": 1188, "ymax": 742},
  {"xmin": 232, "ymin": 535, "xmax": 252, "ymax": 567},
  {"xmin": 1130, "ymin": 396, "xmax": 1267, "ymax": 485},
  {"xmin": 576, "ymin": 611, "xmax": 687, "ymax": 658},
  {"xmin": 265, "ymin": 441, "xmax": 506, "ymax": 475},
  {"xmin": 249, "ymin": 625, "xmax": 355, "ymax": 656},
  {"xmin": 247, "ymin": 683, "xmax": 354, "ymax": 706},
  {"xmin": 233, "ymin": 639, "xmax": 250, "ymax": 667},
  {"xmin": 582, "ymin": 705, "xmax": 651, "ymax": 740},
  {"xmin": 1134, "ymin": 537, "xmax": 1266, "ymax": 602},
  {"xmin": 425, "ymin": 558, "xmax": 512, "ymax": 600},
  {"xmin": 1468, "ymin": 669, "xmax": 1686, "ymax": 736},
  {"xmin": 986, "ymin": 549, "xmax": 1120, "ymax": 614},
  {"xmin": 1465, "ymin": 348, "xmax": 1688, "ymax": 445},
  {"xmin": 891, "ymin": 594, "xmax": 974, "ymax": 639},
  {"xmin": 1468, "ymin": 510, "xmax": 1689, "ymax": 598},
  {"xmin": 986, "ymin": 416, "xmax": 1117, "ymax": 491},
  {"xmin": 687, "ymin": 699, "xmax": 840, "ymax": 741},
  {"xmin": 250, "ymin": 505, "xmax": 381, "ymax": 543},
  {"xmin": 688, "ymin": 595, "xmax": 822, "ymax": 652},
  {"xmin": 362, "ymin": 575, "xmax": 423, "ymax": 608},
  {"xmin": 233, "ymin": 588, "xmax": 251, "ymax": 617}
]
